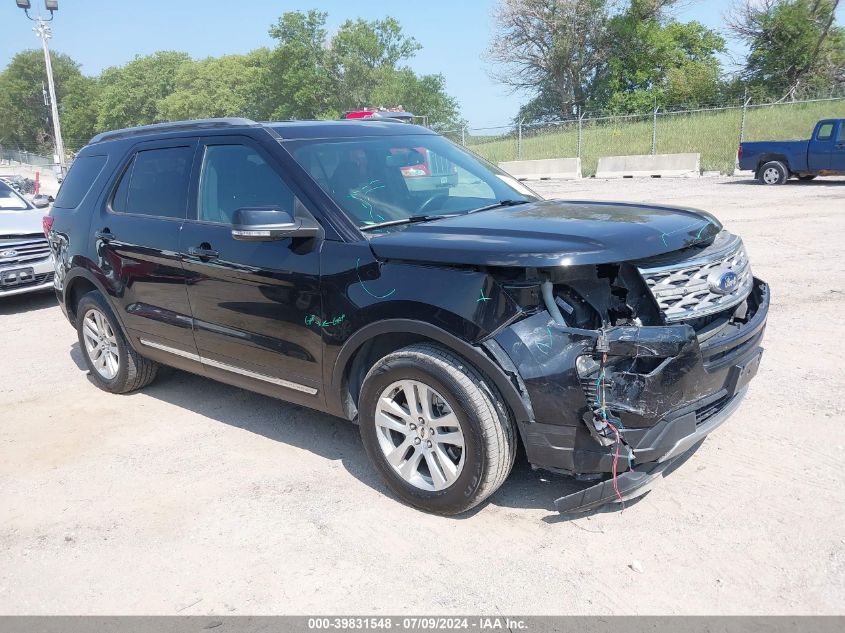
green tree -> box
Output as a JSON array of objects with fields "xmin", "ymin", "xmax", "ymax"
[
  {"xmin": 329, "ymin": 17, "xmax": 421, "ymax": 110},
  {"xmin": 61, "ymin": 75, "xmax": 101, "ymax": 149},
  {"xmin": 0, "ymin": 49, "xmax": 83, "ymax": 152},
  {"xmin": 369, "ymin": 68, "xmax": 463, "ymax": 129},
  {"xmin": 266, "ymin": 10, "xmax": 336, "ymax": 119},
  {"xmin": 729, "ymin": 0, "xmax": 844, "ymax": 99},
  {"xmin": 593, "ymin": 12, "xmax": 726, "ymax": 112},
  {"xmin": 96, "ymin": 51, "xmax": 192, "ymax": 130},
  {"xmin": 158, "ymin": 50, "xmax": 271, "ymax": 121},
  {"xmin": 490, "ymin": 0, "xmax": 725, "ymax": 121}
]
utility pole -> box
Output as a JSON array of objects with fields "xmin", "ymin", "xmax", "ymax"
[{"xmin": 16, "ymin": 1, "xmax": 66, "ymax": 178}]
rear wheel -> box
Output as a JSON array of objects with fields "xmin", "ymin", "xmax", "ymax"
[
  {"xmin": 358, "ymin": 343, "xmax": 516, "ymax": 515},
  {"xmin": 76, "ymin": 291, "xmax": 158, "ymax": 394},
  {"xmin": 758, "ymin": 161, "xmax": 788, "ymax": 185}
]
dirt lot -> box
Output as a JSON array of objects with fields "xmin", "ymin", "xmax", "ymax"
[{"xmin": 1, "ymin": 176, "xmax": 844, "ymax": 615}]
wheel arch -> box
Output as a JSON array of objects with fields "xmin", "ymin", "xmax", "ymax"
[
  {"xmin": 63, "ymin": 269, "xmax": 123, "ymax": 334},
  {"xmin": 756, "ymin": 154, "xmax": 791, "ymax": 175},
  {"xmin": 329, "ymin": 319, "xmax": 533, "ymax": 426}
]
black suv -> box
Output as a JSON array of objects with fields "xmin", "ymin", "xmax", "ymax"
[{"xmin": 46, "ymin": 118, "xmax": 769, "ymax": 515}]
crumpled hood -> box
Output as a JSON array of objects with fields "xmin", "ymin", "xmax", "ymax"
[
  {"xmin": 368, "ymin": 199, "xmax": 722, "ymax": 267},
  {"xmin": 0, "ymin": 206, "xmax": 43, "ymax": 236}
]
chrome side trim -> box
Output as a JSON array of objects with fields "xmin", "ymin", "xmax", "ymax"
[
  {"xmin": 139, "ymin": 338, "xmax": 318, "ymax": 395},
  {"xmin": 139, "ymin": 338, "xmax": 201, "ymax": 362}
]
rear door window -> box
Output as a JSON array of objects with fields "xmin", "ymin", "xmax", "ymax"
[
  {"xmin": 111, "ymin": 146, "xmax": 194, "ymax": 218},
  {"xmin": 53, "ymin": 155, "xmax": 108, "ymax": 209}
]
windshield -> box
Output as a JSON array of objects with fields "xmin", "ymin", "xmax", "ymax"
[
  {"xmin": 0, "ymin": 182, "xmax": 30, "ymax": 211},
  {"xmin": 286, "ymin": 134, "xmax": 538, "ymax": 228}
]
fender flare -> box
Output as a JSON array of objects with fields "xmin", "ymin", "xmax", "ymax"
[{"xmin": 329, "ymin": 318, "xmax": 533, "ymax": 424}]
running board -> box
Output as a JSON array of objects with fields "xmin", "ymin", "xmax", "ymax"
[{"xmin": 139, "ymin": 338, "xmax": 318, "ymax": 395}]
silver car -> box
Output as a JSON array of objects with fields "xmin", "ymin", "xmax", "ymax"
[{"xmin": 0, "ymin": 180, "xmax": 54, "ymax": 298}]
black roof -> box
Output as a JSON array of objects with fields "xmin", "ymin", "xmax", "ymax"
[{"xmin": 87, "ymin": 117, "xmax": 434, "ymax": 146}]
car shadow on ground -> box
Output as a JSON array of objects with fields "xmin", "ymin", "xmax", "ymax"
[
  {"xmin": 0, "ymin": 290, "xmax": 56, "ymax": 316},
  {"xmin": 721, "ymin": 177, "xmax": 845, "ymax": 186},
  {"xmin": 69, "ymin": 343, "xmax": 617, "ymax": 521}
]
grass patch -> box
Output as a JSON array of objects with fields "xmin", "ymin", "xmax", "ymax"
[{"xmin": 462, "ymin": 99, "xmax": 845, "ymax": 176}]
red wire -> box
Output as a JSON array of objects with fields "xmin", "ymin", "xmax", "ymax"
[
  {"xmin": 599, "ymin": 360, "xmax": 625, "ymax": 510},
  {"xmin": 606, "ymin": 421, "xmax": 625, "ymax": 510}
]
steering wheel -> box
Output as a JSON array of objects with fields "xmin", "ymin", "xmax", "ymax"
[{"xmin": 417, "ymin": 192, "xmax": 449, "ymax": 215}]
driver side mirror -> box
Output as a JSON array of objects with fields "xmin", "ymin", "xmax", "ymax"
[{"xmin": 231, "ymin": 207, "xmax": 320, "ymax": 241}]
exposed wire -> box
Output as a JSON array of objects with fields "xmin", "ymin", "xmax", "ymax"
[{"xmin": 596, "ymin": 348, "xmax": 625, "ymax": 509}]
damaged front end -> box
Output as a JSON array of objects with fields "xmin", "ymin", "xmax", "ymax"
[{"xmin": 486, "ymin": 230, "xmax": 769, "ymax": 512}]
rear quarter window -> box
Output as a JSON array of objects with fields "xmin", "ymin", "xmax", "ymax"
[{"xmin": 53, "ymin": 155, "xmax": 108, "ymax": 209}]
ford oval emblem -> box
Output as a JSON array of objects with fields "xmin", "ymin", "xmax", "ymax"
[
  {"xmin": 0, "ymin": 249, "xmax": 19, "ymax": 259},
  {"xmin": 708, "ymin": 269, "xmax": 738, "ymax": 295}
]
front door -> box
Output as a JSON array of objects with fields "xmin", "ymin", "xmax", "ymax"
[
  {"xmin": 808, "ymin": 121, "xmax": 836, "ymax": 171},
  {"xmin": 93, "ymin": 138, "xmax": 198, "ymax": 359},
  {"xmin": 179, "ymin": 136, "xmax": 325, "ymax": 406},
  {"xmin": 832, "ymin": 122, "xmax": 845, "ymax": 172}
]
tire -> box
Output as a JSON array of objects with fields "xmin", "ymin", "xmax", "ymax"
[
  {"xmin": 758, "ymin": 160, "xmax": 788, "ymax": 185},
  {"xmin": 76, "ymin": 290, "xmax": 158, "ymax": 394},
  {"xmin": 799, "ymin": 175, "xmax": 817, "ymax": 181},
  {"xmin": 358, "ymin": 343, "xmax": 516, "ymax": 515}
]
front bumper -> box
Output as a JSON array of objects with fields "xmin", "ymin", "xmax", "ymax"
[
  {"xmin": 493, "ymin": 278, "xmax": 769, "ymax": 504},
  {"xmin": 554, "ymin": 386, "xmax": 748, "ymax": 513},
  {"xmin": 0, "ymin": 256, "xmax": 54, "ymax": 298}
]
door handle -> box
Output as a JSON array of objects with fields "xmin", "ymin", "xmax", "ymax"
[
  {"xmin": 94, "ymin": 228, "xmax": 113, "ymax": 241},
  {"xmin": 188, "ymin": 245, "xmax": 220, "ymax": 260}
]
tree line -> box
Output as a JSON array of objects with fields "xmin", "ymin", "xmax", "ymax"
[
  {"xmin": 0, "ymin": 10, "xmax": 463, "ymax": 154},
  {"xmin": 489, "ymin": 0, "xmax": 844, "ymax": 123}
]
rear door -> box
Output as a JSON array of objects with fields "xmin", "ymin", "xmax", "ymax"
[
  {"xmin": 94, "ymin": 138, "xmax": 199, "ymax": 360},
  {"xmin": 807, "ymin": 121, "xmax": 836, "ymax": 170},
  {"xmin": 179, "ymin": 135, "xmax": 325, "ymax": 406}
]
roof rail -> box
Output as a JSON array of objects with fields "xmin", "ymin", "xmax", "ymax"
[{"xmin": 88, "ymin": 117, "xmax": 260, "ymax": 145}]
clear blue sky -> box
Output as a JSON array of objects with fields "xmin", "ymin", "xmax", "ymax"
[{"xmin": 1, "ymin": 0, "xmax": 842, "ymax": 127}]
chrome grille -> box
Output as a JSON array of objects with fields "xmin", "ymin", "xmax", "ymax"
[
  {"xmin": 638, "ymin": 232, "xmax": 753, "ymax": 322},
  {"xmin": 0, "ymin": 233, "xmax": 51, "ymax": 267}
]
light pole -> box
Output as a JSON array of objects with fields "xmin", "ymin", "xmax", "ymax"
[{"xmin": 16, "ymin": 1, "xmax": 66, "ymax": 179}]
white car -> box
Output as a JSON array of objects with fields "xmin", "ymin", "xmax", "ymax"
[{"xmin": 0, "ymin": 180, "xmax": 54, "ymax": 298}]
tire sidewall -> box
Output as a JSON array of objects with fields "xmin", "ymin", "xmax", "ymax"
[
  {"xmin": 359, "ymin": 357, "xmax": 487, "ymax": 514},
  {"xmin": 76, "ymin": 292, "xmax": 131, "ymax": 392}
]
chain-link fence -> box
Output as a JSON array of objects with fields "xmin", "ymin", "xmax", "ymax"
[
  {"xmin": 0, "ymin": 147, "xmax": 53, "ymax": 168},
  {"xmin": 445, "ymin": 92, "xmax": 845, "ymax": 176}
]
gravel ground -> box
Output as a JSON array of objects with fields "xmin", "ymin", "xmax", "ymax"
[{"xmin": 1, "ymin": 176, "xmax": 843, "ymax": 615}]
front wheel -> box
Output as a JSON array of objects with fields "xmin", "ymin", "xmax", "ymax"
[
  {"xmin": 358, "ymin": 343, "xmax": 516, "ymax": 515},
  {"xmin": 758, "ymin": 160, "xmax": 788, "ymax": 185}
]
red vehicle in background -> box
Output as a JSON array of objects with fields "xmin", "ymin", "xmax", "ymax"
[{"xmin": 341, "ymin": 109, "xmax": 458, "ymax": 190}]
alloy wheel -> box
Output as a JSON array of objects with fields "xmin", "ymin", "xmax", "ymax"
[
  {"xmin": 374, "ymin": 379, "xmax": 465, "ymax": 491},
  {"xmin": 82, "ymin": 308, "xmax": 120, "ymax": 380}
]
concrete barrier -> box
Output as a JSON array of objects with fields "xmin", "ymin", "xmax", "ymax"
[
  {"xmin": 498, "ymin": 157, "xmax": 581, "ymax": 180},
  {"xmin": 595, "ymin": 153, "xmax": 700, "ymax": 179}
]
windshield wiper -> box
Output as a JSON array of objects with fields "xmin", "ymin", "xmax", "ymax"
[
  {"xmin": 360, "ymin": 214, "xmax": 460, "ymax": 232},
  {"xmin": 466, "ymin": 199, "xmax": 531, "ymax": 214}
]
